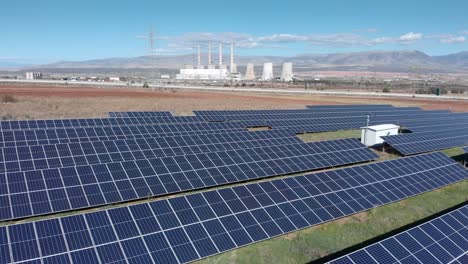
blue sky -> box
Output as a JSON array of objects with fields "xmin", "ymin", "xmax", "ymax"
[{"xmin": 1, "ymin": 0, "xmax": 468, "ymax": 64}]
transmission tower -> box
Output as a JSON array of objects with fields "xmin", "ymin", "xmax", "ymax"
[{"xmin": 137, "ymin": 25, "xmax": 156, "ymax": 69}]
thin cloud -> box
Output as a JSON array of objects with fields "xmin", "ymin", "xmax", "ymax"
[
  {"xmin": 399, "ymin": 32, "xmax": 423, "ymax": 43},
  {"xmin": 440, "ymin": 36, "xmax": 465, "ymax": 44}
]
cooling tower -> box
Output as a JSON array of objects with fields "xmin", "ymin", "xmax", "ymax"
[
  {"xmin": 245, "ymin": 63, "xmax": 256, "ymax": 80},
  {"xmin": 280, "ymin": 62, "xmax": 293, "ymax": 82},
  {"xmin": 262, "ymin": 63, "xmax": 274, "ymax": 81},
  {"xmin": 230, "ymin": 63, "xmax": 238, "ymax": 74}
]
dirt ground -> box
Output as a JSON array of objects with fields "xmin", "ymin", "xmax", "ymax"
[{"xmin": 0, "ymin": 85, "xmax": 467, "ymax": 120}]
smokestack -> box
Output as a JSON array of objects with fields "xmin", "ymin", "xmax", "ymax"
[
  {"xmin": 230, "ymin": 43, "xmax": 237, "ymax": 73},
  {"xmin": 196, "ymin": 45, "xmax": 204, "ymax": 69},
  {"xmin": 208, "ymin": 43, "xmax": 212, "ymax": 65},
  {"xmin": 219, "ymin": 43, "xmax": 223, "ymax": 66},
  {"xmin": 207, "ymin": 43, "xmax": 216, "ymax": 69},
  {"xmin": 262, "ymin": 63, "xmax": 274, "ymax": 81},
  {"xmin": 245, "ymin": 63, "xmax": 256, "ymax": 80},
  {"xmin": 280, "ymin": 62, "xmax": 293, "ymax": 82}
]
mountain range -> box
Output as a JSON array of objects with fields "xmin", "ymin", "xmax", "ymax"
[{"xmin": 11, "ymin": 50, "xmax": 468, "ymax": 73}]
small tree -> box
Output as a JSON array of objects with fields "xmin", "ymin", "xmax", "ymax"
[
  {"xmin": 382, "ymin": 87, "xmax": 391, "ymax": 93},
  {"xmin": 143, "ymin": 82, "xmax": 149, "ymax": 88}
]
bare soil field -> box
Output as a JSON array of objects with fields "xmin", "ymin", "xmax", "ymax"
[{"xmin": 0, "ymin": 85, "xmax": 467, "ymax": 120}]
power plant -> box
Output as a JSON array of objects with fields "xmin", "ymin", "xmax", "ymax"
[{"xmin": 176, "ymin": 43, "xmax": 293, "ymax": 81}]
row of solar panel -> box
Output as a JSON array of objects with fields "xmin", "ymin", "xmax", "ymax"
[
  {"xmin": 194, "ymin": 106, "xmax": 421, "ymax": 117},
  {"xmin": 109, "ymin": 105, "xmax": 398, "ymax": 118},
  {"xmin": 1, "ymin": 152, "xmax": 466, "ymax": 263},
  {"xmin": 0, "ymin": 138, "xmax": 378, "ymax": 221},
  {"xmin": 383, "ymin": 128, "xmax": 468, "ymax": 155},
  {"xmin": 109, "ymin": 111, "xmax": 173, "ymax": 118},
  {"xmin": 0, "ymin": 116, "xmax": 209, "ymax": 131},
  {"xmin": 0, "ymin": 129, "xmax": 299, "ymax": 173},
  {"xmin": 200, "ymin": 109, "xmax": 450, "ymax": 122},
  {"xmin": 0, "ymin": 122, "xmax": 255, "ymax": 148},
  {"xmin": 328, "ymin": 204, "xmax": 468, "ymax": 264},
  {"xmin": 307, "ymin": 104, "xmax": 394, "ymax": 109}
]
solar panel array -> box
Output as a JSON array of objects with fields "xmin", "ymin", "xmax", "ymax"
[
  {"xmin": 200, "ymin": 110, "xmax": 451, "ymax": 122},
  {"xmin": 328, "ymin": 204, "xmax": 468, "ymax": 264},
  {"xmin": 463, "ymin": 146, "xmax": 468, "ymax": 153},
  {"xmin": 109, "ymin": 111, "xmax": 173, "ymax": 118},
  {"xmin": 0, "ymin": 116, "xmax": 208, "ymax": 131},
  {"xmin": 1, "ymin": 152, "xmax": 466, "ymax": 264},
  {"xmin": 383, "ymin": 128, "xmax": 468, "ymax": 155},
  {"xmin": 0, "ymin": 138, "xmax": 378, "ymax": 221},
  {"xmin": 0, "ymin": 129, "xmax": 299, "ymax": 173},
  {"xmin": 194, "ymin": 107, "xmax": 422, "ymax": 118},
  {"xmin": 306, "ymin": 104, "xmax": 395, "ymax": 109},
  {"xmin": 0, "ymin": 122, "xmax": 258, "ymax": 148}
]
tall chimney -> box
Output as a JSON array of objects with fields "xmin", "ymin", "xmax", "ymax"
[
  {"xmin": 197, "ymin": 45, "xmax": 201, "ymax": 66},
  {"xmin": 208, "ymin": 43, "xmax": 212, "ymax": 65},
  {"xmin": 219, "ymin": 43, "xmax": 223, "ymax": 66}
]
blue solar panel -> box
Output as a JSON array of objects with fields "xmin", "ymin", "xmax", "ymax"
[
  {"xmin": 328, "ymin": 204, "xmax": 468, "ymax": 264},
  {"xmin": 195, "ymin": 107, "xmax": 422, "ymax": 117},
  {"xmin": 109, "ymin": 111, "xmax": 173, "ymax": 118},
  {"xmin": 0, "ymin": 116, "xmax": 207, "ymax": 131},
  {"xmin": 307, "ymin": 104, "xmax": 395, "ymax": 109},
  {"xmin": 201, "ymin": 110, "xmax": 451, "ymax": 122},
  {"xmin": 383, "ymin": 128, "xmax": 468, "ymax": 155},
  {"xmin": 463, "ymin": 147, "xmax": 468, "ymax": 153},
  {"xmin": 0, "ymin": 129, "xmax": 299, "ymax": 173},
  {"xmin": 0, "ymin": 122, "xmax": 259, "ymax": 148},
  {"xmin": 1, "ymin": 152, "xmax": 466, "ymax": 263},
  {"xmin": 0, "ymin": 138, "xmax": 378, "ymax": 221}
]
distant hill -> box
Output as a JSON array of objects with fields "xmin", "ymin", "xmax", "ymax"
[{"xmin": 25, "ymin": 50, "xmax": 468, "ymax": 73}]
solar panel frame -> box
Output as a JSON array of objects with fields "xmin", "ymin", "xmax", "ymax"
[
  {"xmin": 0, "ymin": 138, "xmax": 378, "ymax": 221},
  {"xmin": 327, "ymin": 204, "xmax": 468, "ymax": 264},
  {"xmin": 1, "ymin": 152, "xmax": 466, "ymax": 264}
]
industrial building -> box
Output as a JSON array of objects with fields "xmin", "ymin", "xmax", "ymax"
[
  {"xmin": 175, "ymin": 42, "xmax": 293, "ymax": 81},
  {"xmin": 25, "ymin": 72, "xmax": 42, "ymax": 80}
]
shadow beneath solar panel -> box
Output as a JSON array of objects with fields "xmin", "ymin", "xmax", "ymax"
[
  {"xmin": 247, "ymin": 126, "xmax": 272, "ymax": 131},
  {"xmin": 308, "ymin": 200, "xmax": 468, "ymax": 264}
]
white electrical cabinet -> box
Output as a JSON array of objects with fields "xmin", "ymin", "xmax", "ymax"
[{"xmin": 361, "ymin": 124, "xmax": 400, "ymax": 147}]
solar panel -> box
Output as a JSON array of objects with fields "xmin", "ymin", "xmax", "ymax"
[
  {"xmin": 0, "ymin": 122, "xmax": 256, "ymax": 148},
  {"xmin": 0, "ymin": 138, "xmax": 378, "ymax": 221},
  {"xmin": 462, "ymin": 147, "xmax": 468, "ymax": 153},
  {"xmin": 307, "ymin": 104, "xmax": 395, "ymax": 109},
  {"xmin": 109, "ymin": 111, "xmax": 173, "ymax": 118},
  {"xmin": 264, "ymin": 113, "xmax": 468, "ymax": 134},
  {"xmin": 1, "ymin": 152, "xmax": 466, "ymax": 264},
  {"xmin": 383, "ymin": 128, "xmax": 468, "ymax": 155},
  {"xmin": 195, "ymin": 107, "xmax": 422, "ymax": 117},
  {"xmin": 0, "ymin": 129, "xmax": 300, "ymax": 173},
  {"xmin": 327, "ymin": 204, "xmax": 468, "ymax": 264},
  {"xmin": 0, "ymin": 116, "xmax": 208, "ymax": 131},
  {"xmin": 407, "ymin": 123, "xmax": 468, "ymax": 133},
  {"xmin": 201, "ymin": 110, "xmax": 451, "ymax": 122}
]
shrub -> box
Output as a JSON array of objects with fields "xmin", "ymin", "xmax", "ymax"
[
  {"xmin": 382, "ymin": 87, "xmax": 391, "ymax": 93},
  {"xmin": 143, "ymin": 82, "xmax": 149, "ymax": 88},
  {"xmin": 1, "ymin": 95, "xmax": 17, "ymax": 103}
]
